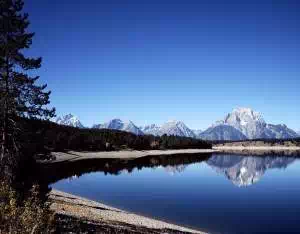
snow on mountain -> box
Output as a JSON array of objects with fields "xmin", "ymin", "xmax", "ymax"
[
  {"xmin": 55, "ymin": 114, "xmax": 84, "ymax": 128},
  {"xmin": 199, "ymin": 124, "xmax": 247, "ymax": 141},
  {"xmin": 211, "ymin": 107, "xmax": 297, "ymax": 140},
  {"xmin": 159, "ymin": 120, "xmax": 196, "ymax": 138},
  {"xmin": 265, "ymin": 124, "xmax": 299, "ymax": 139},
  {"xmin": 93, "ymin": 119, "xmax": 144, "ymax": 135},
  {"xmin": 141, "ymin": 124, "xmax": 161, "ymax": 136},
  {"xmin": 218, "ymin": 107, "xmax": 267, "ymax": 139},
  {"xmin": 141, "ymin": 121, "xmax": 196, "ymax": 138}
]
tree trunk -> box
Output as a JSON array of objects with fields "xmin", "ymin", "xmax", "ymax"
[
  {"xmin": 1, "ymin": 103, "xmax": 7, "ymax": 162},
  {"xmin": 1, "ymin": 57, "xmax": 9, "ymax": 163}
]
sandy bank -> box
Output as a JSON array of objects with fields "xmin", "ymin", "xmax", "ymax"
[
  {"xmin": 214, "ymin": 146, "xmax": 300, "ymax": 151},
  {"xmin": 46, "ymin": 149, "xmax": 216, "ymax": 164},
  {"xmin": 50, "ymin": 189, "xmax": 206, "ymax": 234}
]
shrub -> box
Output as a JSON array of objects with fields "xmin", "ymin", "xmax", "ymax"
[{"xmin": 0, "ymin": 181, "xmax": 54, "ymax": 234}]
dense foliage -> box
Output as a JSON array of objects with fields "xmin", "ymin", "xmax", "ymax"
[
  {"xmin": 21, "ymin": 117, "xmax": 212, "ymax": 155},
  {"xmin": 0, "ymin": 181, "xmax": 54, "ymax": 233}
]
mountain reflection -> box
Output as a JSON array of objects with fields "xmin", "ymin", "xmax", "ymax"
[
  {"xmin": 165, "ymin": 165, "xmax": 187, "ymax": 175},
  {"xmin": 207, "ymin": 154, "xmax": 296, "ymax": 187}
]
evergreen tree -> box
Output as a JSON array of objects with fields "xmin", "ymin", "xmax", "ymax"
[{"xmin": 0, "ymin": 0, "xmax": 55, "ymax": 175}]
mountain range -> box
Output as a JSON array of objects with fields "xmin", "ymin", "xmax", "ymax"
[{"xmin": 54, "ymin": 107, "xmax": 299, "ymax": 140}]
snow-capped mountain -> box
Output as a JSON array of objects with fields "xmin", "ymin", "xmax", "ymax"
[
  {"xmin": 141, "ymin": 121, "xmax": 196, "ymax": 138},
  {"xmin": 159, "ymin": 120, "xmax": 196, "ymax": 138},
  {"xmin": 141, "ymin": 124, "xmax": 161, "ymax": 136},
  {"xmin": 209, "ymin": 107, "xmax": 298, "ymax": 140},
  {"xmin": 217, "ymin": 107, "xmax": 267, "ymax": 139},
  {"xmin": 199, "ymin": 124, "xmax": 247, "ymax": 141},
  {"xmin": 55, "ymin": 114, "xmax": 84, "ymax": 128},
  {"xmin": 93, "ymin": 119, "xmax": 144, "ymax": 135}
]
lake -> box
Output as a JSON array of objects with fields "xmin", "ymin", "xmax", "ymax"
[{"xmin": 49, "ymin": 153, "xmax": 300, "ymax": 234}]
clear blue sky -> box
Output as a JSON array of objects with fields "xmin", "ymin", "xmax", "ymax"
[{"xmin": 24, "ymin": 0, "xmax": 300, "ymax": 130}]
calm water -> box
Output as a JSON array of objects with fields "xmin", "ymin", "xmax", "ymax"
[{"xmin": 49, "ymin": 153, "xmax": 300, "ymax": 234}]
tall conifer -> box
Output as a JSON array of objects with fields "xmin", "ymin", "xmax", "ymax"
[{"xmin": 0, "ymin": 0, "xmax": 55, "ymax": 172}]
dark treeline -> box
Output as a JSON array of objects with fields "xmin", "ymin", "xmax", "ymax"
[{"xmin": 20, "ymin": 117, "xmax": 212, "ymax": 156}]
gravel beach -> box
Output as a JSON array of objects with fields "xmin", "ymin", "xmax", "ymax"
[{"xmin": 50, "ymin": 189, "xmax": 207, "ymax": 234}]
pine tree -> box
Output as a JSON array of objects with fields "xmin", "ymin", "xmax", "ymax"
[{"xmin": 0, "ymin": 0, "xmax": 55, "ymax": 174}]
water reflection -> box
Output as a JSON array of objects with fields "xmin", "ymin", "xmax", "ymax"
[
  {"xmin": 165, "ymin": 165, "xmax": 187, "ymax": 175},
  {"xmin": 41, "ymin": 152, "xmax": 300, "ymax": 188},
  {"xmin": 49, "ymin": 152, "xmax": 300, "ymax": 234},
  {"xmin": 40, "ymin": 153, "xmax": 211, "ymax": 185},
  {"xmin": 207, "ymin": 154, "xmax": 296, "ymax": 187}
]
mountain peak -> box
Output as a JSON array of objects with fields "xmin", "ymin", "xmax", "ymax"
[
  {"xmin": 211, "ymin": 107, "xmax": 297, "ymax": 139},
  {"xmin": 230, "ymin": 107, "xmax": 264, "ymax": 123},
  {"xmin": 160, "ymin": 120, "xmax": 196, "ymax": 138},
  {"xmin": 142, "ymin": 120, "xmax": 196, "ymax": 138},
  {"xmin": 94, "ymin": 118, "xmax": 144, "ymax": 135},
  {"xmin": 55, "ymin": 114, "xmax": 84, "ymax": 128}
]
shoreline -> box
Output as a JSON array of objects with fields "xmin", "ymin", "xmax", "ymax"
[
  {"xmin": 45, "ymin": 149, "xmax": 217, "ymax": 164},
  {"xmin": 213, "ymin": 146, "xmax": 300, "ymax": 156},
  {"xmin": 50, "ymin": 189, "xmax": 207, "ymax": 234},
  {"xmin": 214, "ymin": 146, "xmax": 300, "ymax": 151},
  {"xmin": 41, "ymin": 146, "xmax": 300, "ymax": 164}
]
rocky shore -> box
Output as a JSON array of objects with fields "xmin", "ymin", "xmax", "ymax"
[{"xmin": 50, "ymin": 190, "xmax": 206, "ymax": 234}]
